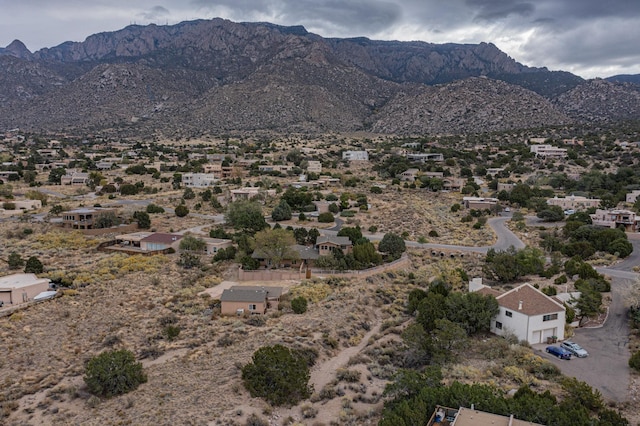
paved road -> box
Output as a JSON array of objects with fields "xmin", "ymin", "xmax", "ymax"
[{"xmin": 536, "ymin": 271, "xmax": 633, "ymax": 402}]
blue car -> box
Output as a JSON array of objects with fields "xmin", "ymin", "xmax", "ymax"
[{"xmin": 546, "ymin": 345, "xmax": 572, "ymax": 360}]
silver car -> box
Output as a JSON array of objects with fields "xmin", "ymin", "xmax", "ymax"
[{"xmin": 560, "ymin": 341, "xmax": 589, "ymax": 358}]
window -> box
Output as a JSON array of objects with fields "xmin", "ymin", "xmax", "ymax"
[
  {"xmin": 248, "ymin": 304, "xmax": 257, "ymax": 311},
  {"xmin": 543, "ymin": 313, "xmax": 558, "ymax": 322},
  {"xmin": 505, "ymin": 311, "xmax": 512, "ymax": 317},
  {"xmin": 495, "ymin": 321, "xmax": 502, "ymax": 330}
]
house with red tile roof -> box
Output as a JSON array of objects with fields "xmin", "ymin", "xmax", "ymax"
[{"xmin": 472, "ymin": 282, "xmax": 566, "ymax": 344}]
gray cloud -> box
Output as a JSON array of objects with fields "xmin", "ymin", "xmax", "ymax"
[
  {"xmin": 1, "ymin": 0, "xmax": 639, "ymax": 78},
  {"xmin": 138, "ymin": 6, "xmax": 171, "ymax": 21}
]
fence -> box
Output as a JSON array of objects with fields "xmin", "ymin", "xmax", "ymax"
[{"xmin": 236, "ymin": 253, "xmax": 410, "ymax": 281}]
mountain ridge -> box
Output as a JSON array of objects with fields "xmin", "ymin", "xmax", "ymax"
[{"xmin": 0, "ymin": 18, "xmax": 637, "ymax": 136}]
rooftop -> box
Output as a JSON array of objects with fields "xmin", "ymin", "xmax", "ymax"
[
  {"xmin": 0, "ymin": 273, "xmax": 50, "ymax": 289},
  {"xmin": 496, "ymin": 283, "xmax": 565, "ymax": 316}
]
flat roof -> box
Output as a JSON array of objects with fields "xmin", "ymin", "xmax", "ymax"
[
  {"xmin": 453, "ymin": 407, "xmax": 544, "ymax": 426},
  {"xmin": 0, "ymin": 273, "xmax": 49, "ymax": 290}
]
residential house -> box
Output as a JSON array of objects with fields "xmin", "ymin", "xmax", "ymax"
[
  {"xmin": 306, "ymin": 161, "xmax": 322, "ymax": 174},
  {"xmin": 462, "ymin": 196, "xmax": 498, "ymax": 210},
  {"xmin": 442, "ymin": 178, "xmax": 464, "ymax": 192},
  {"xmin": 474, "ymin": 283, "xmax": 566, "ymax": 344},
  {"xmin": 202, "ymin": 163, "xmax": 235, "ymax": 179},
  {"xmin": 111, "ymin": 232, "xmax": 183, "ymax": 253},
  {"xmin": 497, "ymin": 182, "xmax": 516, "ymax": 192},
  {"xmin": 61, "ymin": 208, "xmax": 115, "ymax": 230},
  {"xmin": 529, "ymin": 144, "xmax": 568, "ymax": 159},
  {"xmin": 398, "ymin": 168, "xmax": 420, "ymax": 182},
  {"xmin": 0, "ymin": 273, "xmax": 52, "ymax": 306},
  {"xmin": 0, "ymin": 171, "xmax": 19, "ymax": 183},
  {"xmin": 406, "ymin": 152, "xmax": 444, "ymax": 163},
  {"xmin": 230, "ymin": 187, "xmax": 276, "ymax": 202},
  {"xmin": 316, "ymin": 236, "xmax": 353, "ymax": 256},
  {"xmin": 427, "ymin": 405, "xmax": 545, "ymax": 426},
  {"xmin": 220, "ymin": 286, "xmax": 283, "ymax": 315},
  {"xmin": 61, "ymin": 171, "xmax": 90, "ymax": 185},
  {"xmin": 590, "ymin": 208, "xmax": 640, "ymax": 232},
  {"xmin": 342, "ymin": 151, "xmax": 369, "ymax": 161},
  {"xmin": 547, "ymin": 195, "xmax": 601, "ymax": 211},
  {"xmin": 251, "ymin": 244, "xmax": 319, "ymax": 269},
  {"xmin": 258, "ymin": 164, "xmax": 294, "ymax": 173},
  {"xmin": 626, "ymin": 190, "xmax": 640, "ymax": 204},
  {"xmin": 182, "ymin": 172, "xmax": 219, "ymax": 188},
  {"xmin": 201, "ymin": 237, "xmax": 233, "ymax": 255}
]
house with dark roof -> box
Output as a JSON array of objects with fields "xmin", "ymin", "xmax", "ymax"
[
  {"xmin": 315, "ymin": 235, "xmax": 353, "ymax": 256},
  {"xmin": 251, "ymin": 244, "xmax": 319, "ymax": 269},
  {"xmin": 220, "ymin": 286, "xmax": 283, "ymax": 315},
  {"xmin": 472, "ymin": 282, "xmax": 566, "ymax": 344}
]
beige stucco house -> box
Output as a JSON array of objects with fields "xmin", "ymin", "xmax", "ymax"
[
  {"xmin": 0, "ymin": 273, "xmax": 51, "ymax": 306},
  {"xmin": 220, "ymin": 286, "xmax": 283, "ymax": 315}
]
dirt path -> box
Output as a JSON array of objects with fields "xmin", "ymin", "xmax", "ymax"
[{"xmin": 309, "ymin": 316, "xmax": 382, "ymax": 392}]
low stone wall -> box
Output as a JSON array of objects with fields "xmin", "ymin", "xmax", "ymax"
[
  {"xmin": 57, "ymin": 222, "xmax": 139, "ymax": 236},
  {"xmin": 237, "ymin": 253, "xmax": 410, "ymax": 281}
]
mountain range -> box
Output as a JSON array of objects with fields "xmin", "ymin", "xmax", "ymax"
[{"xmin": 1, "ymin": 18, "xmax": 639, "ymax": 137}]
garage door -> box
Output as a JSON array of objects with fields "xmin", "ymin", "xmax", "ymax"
[
  {"xmin": 542, "ymin": 328, "xmax": 556, "ymax": 340},
  {"xmin": 532, "ymin": 330, "xmax": 542, "ymax": 344}
]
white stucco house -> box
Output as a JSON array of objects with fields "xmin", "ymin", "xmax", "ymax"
[{"xmin": 474, "ymin": 282, "xmax": 566, "ymax": 344}]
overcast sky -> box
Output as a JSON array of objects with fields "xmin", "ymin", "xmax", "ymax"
[{"xmin": 1, "ymin": 0, "xmax": 639, "ymax": 79}]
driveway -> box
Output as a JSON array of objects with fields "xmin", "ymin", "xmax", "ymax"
[{"xmin": 533, "ymin": 272, "xmax": 633, "ymax": 402}]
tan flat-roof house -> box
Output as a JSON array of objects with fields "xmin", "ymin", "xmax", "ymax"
[
  {"xmin": 220, "ymin": 286, "xmax": 283, "ymax": 315},
  {"xmin": 462, "ymin": 196, "xmax": 498, "ymax": 210},
  {"xmin": 0, "ymin": 273, "xmax": 51, "ymax": 306},
  {"xmin": 428, "ymin": 405, "xmax": 544, "ymax": 426},
  {"xmin": 61, "ymin": 208, "xmax": 115, "ymax": 230},
  {"xmin": 547, "ymin": 195, "xmax": 601, "ymax": 211}
]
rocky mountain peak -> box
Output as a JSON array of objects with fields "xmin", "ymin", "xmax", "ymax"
[{"xmin": 0, "ymin": 39, "xmax": 32, "ymax": 59}]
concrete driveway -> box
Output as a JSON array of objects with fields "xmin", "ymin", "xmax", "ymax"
[{"xmin": 533, "ymin": 273, "xmax": 634, "ymax": 402}]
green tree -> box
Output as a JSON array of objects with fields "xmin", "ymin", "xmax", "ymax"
[
  {"xmin": 337, "ymin": 226, "xmax": 363, "ymax": 244},
  {"xmin": 146, "ymin": 203, "xmax": 165, "ymax": 214},
  {"xmin": 271, "ymin": 200, "xmax": 292, "ymax": 221},
  {"xmin": 94, "ymin": 211, "xmax": 119, "ymax": 229},
  {"xmin": 133, "ymin": 211, "xmax": 151, "ymax": 229},
  {"xmin": 179, "ymin": 235, "xmax": 206, "ymax": 252},
  {"xmin": 318, "ymin": 212, "xmax": 334, "ymax": 223},
  {"xmin": 84, "ymin": 349, "xmax": 147, "ymax": 397},
  {"xmin": 242, "ymin": 344, "xmax": 312, "ymax": 406},
  {"xmin": 119, "ymin": 183, "xmax": 139, "ymax": 195},
  {"xmin": 177, "ymin": 252, "xmax": 202, "ymax": 269},
  {"xmin": 352, "ymin": 241, "xmax": 382, "ymax": 266},
  {"xmin": 24, "ymin": 256, "xmax": 44, "ymax": 274},
  {"xmin": 537, "ymin": 205, "xmax": 564, "ymax": 222},
  {"xmin": 253, "ymin": 228, "xmax": 297, "ymax": 268},
  {"xmin": 174, "ymin": 204, "xmax": 189, "ymax": 218},
  {"xmin": 225, "ymin": 200, "xmax": 267, "ymax": 234},
  {"xmin": 445, "ymin": 292, "xmax": 499, "ymax": 335},
  {"xmin": 430, "ymin": 319, "xmax": 468, "ymax": 364},
  {"xmin": 48, "ymin": 167, "xmax": 66, "ymax": 184},
  {"xmin": 378, "ymin": 232, "xmax": 406, "ymax": 260},
  {"xmin": 574, "ymin": 288, "xmax": 602, "ymax": 326},
  {"xmin": 291, "ymin": 296, "xmax": 308, "ymax": 314},
  {"xmin": 7, "ymin": 252, "xmax": 24, "ymax": 270},
  {"xmin": 182, "ymin": 187, "xmax": 196, "ymax": 199}
]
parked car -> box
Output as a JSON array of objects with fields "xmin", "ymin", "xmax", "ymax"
[
  {"xmin": 546, "ymin": 345, "xmax": 572, "ymax": 360},
  {"xmin": 560, "ymin": 341, "xmax": 589, "ymax": 358}
]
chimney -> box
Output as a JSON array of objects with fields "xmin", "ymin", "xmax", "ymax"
[{"xmin": 518, "ymin": 301, "xmax": 523, "ymax": 310}]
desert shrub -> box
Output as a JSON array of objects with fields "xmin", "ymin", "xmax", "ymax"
[
  {"xmin": 428, "ymin": 230, "xmax": 439, "ymax": 237},
  {"xmin": 291, "ymin": 296, "xmax": 308, "ymax": 314},
  {"xmin": 541, "ymin": 286, "xmax": 557, "ymax": 296},
  {"xmin": 245, "ymin": 315, "xmax": 266, "ymax": 327},
  {"xmin": 163, "ymin": 325, "xmax": 181, "ymax": 341},
  {"xmin": 629, "ymin": 351, "xmax": 640, "ymax": 372},
  {"xmin": 245, "ymin": 413, "xmax": 269, "ymax": 426},
  {"xmin": 554, "ymin": 274, "xmax": 568, "ymax": 285},
  {"xmin": 336, "ymin": 368, "xmax": 361, "ymax": 383},
  {"xmin": 84, "ymin": 349, "xmax": 147, "ymax": 397},
  {"xmin": 7, "ymin": 252, "xmax": 24, "ymax": 270},
  {"xmin": 242, "ymin": 344, "xmax": 312, "ymax": 406},
  {"xmin": 300, "ymin": 404, "xmax": 319, "ymax": 418}
]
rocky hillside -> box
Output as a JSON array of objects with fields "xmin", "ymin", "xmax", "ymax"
[{"xmin": 0, "ymin": 18, "xmax": 637, "ymax": 136}]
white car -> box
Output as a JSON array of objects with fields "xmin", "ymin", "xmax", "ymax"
[{"xmin": 560, "ymin": 341, "xmax": 589, "ymax": 358}]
